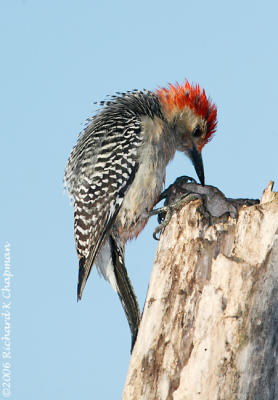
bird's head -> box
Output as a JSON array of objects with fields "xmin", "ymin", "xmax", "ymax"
[{"xmin": 156, "ymin": 81, "xmax": 217, "ymax": 185}]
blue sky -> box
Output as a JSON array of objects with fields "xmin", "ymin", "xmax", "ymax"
[{"xmin": 1, "ymin": 1, "xmax": 277, "ymax": 399}]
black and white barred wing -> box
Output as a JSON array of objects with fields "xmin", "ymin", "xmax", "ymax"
[{"xmin": 65, "ymin": 118, "xmax": 142, "ymax": 299}]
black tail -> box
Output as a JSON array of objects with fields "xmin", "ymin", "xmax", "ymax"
[
  {"xmin": 77, "ymin": 257, "xmax": 86, "ymax": 301},
  {"xmin": 110, "ymin": 236, "xmax": 141, "ymax": 352}
]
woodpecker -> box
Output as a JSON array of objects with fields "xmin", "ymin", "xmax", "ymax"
[{"xmin": 64, "ymin": 81, "xmax": 217, "ymax": 349}]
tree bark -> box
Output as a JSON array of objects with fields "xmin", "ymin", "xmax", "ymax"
[{"xmin": 123, "ymin": 182, "xmax": 278, "ymax": 400}]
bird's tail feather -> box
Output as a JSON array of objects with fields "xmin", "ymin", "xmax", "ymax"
[{"xmin": 110, "ymin": 236, "xmax": 141, "ymax": 352}]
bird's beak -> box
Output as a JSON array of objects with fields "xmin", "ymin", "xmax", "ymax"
[{"xmin": 189, "ymin": 145, "xmax": 205, "ymax": 186}]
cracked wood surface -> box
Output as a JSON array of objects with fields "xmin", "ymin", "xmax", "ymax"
[{"xmin": 123, "ymin": 183, "xmax": 278, "ymax": 400}]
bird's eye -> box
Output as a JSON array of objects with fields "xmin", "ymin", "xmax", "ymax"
[{"xmin": 193, "ymin": 125, "xmax": 202, "ymax": 138}]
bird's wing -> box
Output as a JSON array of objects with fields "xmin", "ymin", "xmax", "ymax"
[{"xmin": 65, "ymin": 116, "xmax": 143, "ymax": 299}]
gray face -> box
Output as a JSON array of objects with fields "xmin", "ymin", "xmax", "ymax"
[
  {"xmin": 171, "ymin": 106, "xmax": 207, "ymax": 153},
  {"xmin": 169, "ymin": 107, "xmax": 207, "ymax": 185}
]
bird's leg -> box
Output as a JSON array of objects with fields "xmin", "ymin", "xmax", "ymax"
[
  {"xmin": 151, "ymin": 192, "xmax": 201, "ymax": 240},
  {"xmin": 150, "ymin": 176, "xmax": 201, "ymax": 240}
]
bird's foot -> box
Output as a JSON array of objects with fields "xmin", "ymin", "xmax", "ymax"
[
  {"xmin": 151, "ymin": 192, "xmax": 201, "ymax": 240},
  {"xmin": 155, "ymin": 176, "xmax": 198, "ymax": 209},
  {"xmin": 151, "ymin": 175, "xmax": 239, "ymax": 240},
  {"xmin": 150, "ymin": 176, "xmax": 201, "ymax": 240}
]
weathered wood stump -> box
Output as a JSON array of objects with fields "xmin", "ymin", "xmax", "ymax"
[{"xmin": 123, "ymin": 182, "xmax": 278, "ymax": 400}]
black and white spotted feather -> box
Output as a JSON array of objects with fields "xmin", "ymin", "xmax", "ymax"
[{"xmin": 64, "ymin": 90, "xmax": 163, "ymax": 300}]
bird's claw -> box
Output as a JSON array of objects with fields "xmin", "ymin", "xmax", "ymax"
[
  {"xmin": 151, "ymin": 192, "xmax": 201, "ymax": 240},
  {"xmin": 156, "ymin": 176, "xmax": 197, "ymax": 206}
]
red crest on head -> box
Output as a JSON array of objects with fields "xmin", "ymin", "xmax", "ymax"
[{"xmin": 156, "ymin": 81, "xmax": 217, "ymax": 149}]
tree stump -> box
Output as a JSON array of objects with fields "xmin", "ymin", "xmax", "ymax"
[{"xmin": 123, "ymin": 182, "xmax": 278, "ymax": 400}]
